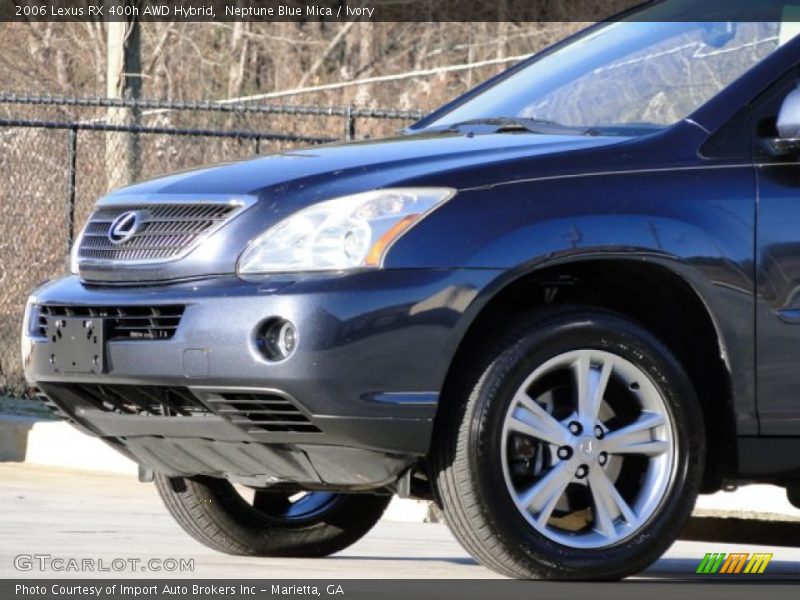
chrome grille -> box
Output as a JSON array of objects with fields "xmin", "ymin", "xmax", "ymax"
[{"xmin": 77, "ymin": 202, "xmax": 241, "ymax": 263}]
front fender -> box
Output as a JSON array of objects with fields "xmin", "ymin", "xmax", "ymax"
[{"xmin": 392, "ymin": 166, "xmax": 756, "ymax": 433}]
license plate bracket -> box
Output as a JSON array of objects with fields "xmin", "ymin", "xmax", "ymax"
[{"xmin": 45, "ymin": 316, "xmax": 106, "ymax": 374}]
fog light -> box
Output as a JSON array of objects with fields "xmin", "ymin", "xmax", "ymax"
[{"xmin": 257, "ymin": 318, "xmax": 298, "ymax": 361}]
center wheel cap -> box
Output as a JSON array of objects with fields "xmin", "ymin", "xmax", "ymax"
[{"xmin": 577, "ymin": 437, "xmax": 597, "ymax": 460}]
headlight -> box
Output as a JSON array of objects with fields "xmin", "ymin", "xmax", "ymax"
[{"xmin": 237, "ymin": 188, "xmax": 454, "ymax": 275}]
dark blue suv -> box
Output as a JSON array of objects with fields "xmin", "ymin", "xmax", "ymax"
[{"xmin": 23, "ymin": 4, "xmax": 800, "ymax": 579}]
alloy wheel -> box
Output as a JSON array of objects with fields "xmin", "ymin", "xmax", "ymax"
[
  {"xmin": 501, "ymin": 349, "xmax": 677, "ymax": 548},
  {"xmin": 243, "ymin": 489, "xmax": 341, "ymax": 523}
]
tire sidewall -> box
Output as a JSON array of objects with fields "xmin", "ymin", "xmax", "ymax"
[
  {"xmin": 468, "ymin": 312, "xmax": 704, "ymax": 578},
  {"xmin": 155, "ymin": 475, "xmax": 391, "ymax": 557}
]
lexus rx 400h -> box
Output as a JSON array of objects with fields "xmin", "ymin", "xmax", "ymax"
[{"xmin": 23, "ymin": 3, "xmax": 800, "ymax": 579}]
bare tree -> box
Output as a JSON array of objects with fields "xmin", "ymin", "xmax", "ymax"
[{"xmin": 105, "ymin": 12, "xmax": 141, "ymax": 190}]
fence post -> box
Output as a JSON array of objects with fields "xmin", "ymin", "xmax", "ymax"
[
  {"xmin": 344, "ymin": 106, "xmax": 356, "ymax": 141},
  {"xmin": 66, "ymin": 126, "xmax": 78, "ymax": 251}
]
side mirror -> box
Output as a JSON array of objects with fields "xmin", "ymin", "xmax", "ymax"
[{"xmin": 767, "ymin": 87, "xmax": 800, "ymax": 156}]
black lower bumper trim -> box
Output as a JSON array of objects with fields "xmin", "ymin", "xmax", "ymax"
[
  {"xmin": 36, "ymin": 382, "xmax": 423, "ymax": 488},
  {"xmin": 106, "ymin": 436, "xmax": 412, "ymax": 489}
]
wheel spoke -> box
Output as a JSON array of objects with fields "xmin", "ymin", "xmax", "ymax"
[
  {"xmin": 606, "ymin": 439, "xmax": 670, "ymax": 456},
  {"xmin": 508, "ymin": 392, "xmax": 571, "ymax": 446},
  {"xmin": 517, "ymin": 462, "xmax": 572, "ymax": 525},
  {"xmin": 573, "ymin": 353, "xmax": 612, "ymax": 424},
  {"xmin": 588, "ymin": 473, "xmax": 617, "ymax": 539},
  {"xmin": 588, "ymin": 467, "xmax": 638, "ymax": 535},
  {"xmin": 602, "ymin": 411, "xmax": 669, "ymax": 456}
]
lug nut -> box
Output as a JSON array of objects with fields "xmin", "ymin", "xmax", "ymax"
[
  {"xmin": 598, "ymin": 452, "xmax": 608, "ymax": 466},
  {"xmin": 575, "ymin": 464, "xmax": 589, "ymax": 479},
  {"xmin": 557, "ymin": 446, "xmax": 573, "ymax": 460},
  {"xmin": 594, "ymin": 425, "xmax": 605, "ymax": 439},
  {"xmin": 568, "ymin": 421, "xmax": 583, "ymax": 435}
]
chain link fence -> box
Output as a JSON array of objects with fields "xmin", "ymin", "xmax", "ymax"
[{"xmin": 0, "ymin": 93, "xmax": 423, "ymax": 396}]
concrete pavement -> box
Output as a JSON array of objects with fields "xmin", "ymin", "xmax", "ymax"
[{"xmin": 2, "ymin": 463, "xmax": 800, "ymax": 580}]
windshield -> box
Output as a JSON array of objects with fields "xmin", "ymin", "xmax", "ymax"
[{"xmin": 421, "ymin": 20, "xmax": 793, "ymax": 136}]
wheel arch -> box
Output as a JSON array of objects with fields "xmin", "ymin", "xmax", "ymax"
[{"xmin": 435, "ymin": 256, "xmax": 739, "ymax": 492}]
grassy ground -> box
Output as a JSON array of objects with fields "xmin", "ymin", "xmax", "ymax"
[{"xmin": 0, "ymin": 395, "xmax": 54, "ymax": 419}]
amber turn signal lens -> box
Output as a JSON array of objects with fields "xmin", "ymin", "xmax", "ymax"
[{"xmin": 364, "ymin": 214, "xmax": 420, "ymax": 266}]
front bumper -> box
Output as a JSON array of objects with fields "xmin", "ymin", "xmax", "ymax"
[{"xmin": 23, "ymin": 269, "xmax": 496, "ymax": 488}]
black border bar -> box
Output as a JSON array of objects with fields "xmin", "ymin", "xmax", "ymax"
[
  {"xmin": 5, "ymin": 579, "xmax": 800, "ymax": 599},
  {"xmin": 3, "ymin": 0, "xmax": 800, "ymax": 23}
]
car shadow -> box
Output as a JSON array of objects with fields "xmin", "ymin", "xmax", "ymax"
[
  {"xmin": 682, "ymin": 516, "xmax": 800, "ymax": 548},
  {"xmin": 332, "ymin": 555, "xmax": 479, "ymax": 566}
]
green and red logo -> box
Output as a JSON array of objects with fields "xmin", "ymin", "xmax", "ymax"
[{"xmin": 696, "ymin": 552, "xmax": 773, "ymax": 574}]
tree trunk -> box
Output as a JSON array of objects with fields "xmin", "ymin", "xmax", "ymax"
[
  {"xmin": 227, "ymin": 19, "xmax": 250, "ymax": 99},
  {"xmin": 105, "ymin": 7, "xmax": 141, "ymax": 192}
]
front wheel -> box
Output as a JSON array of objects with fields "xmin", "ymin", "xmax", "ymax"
[
  {"xmin": 433, "ymin": 307, "xmax": 704, "ymax": 579},
  {"xmin": 155, "ymin": 474, "xmax": 390, "ymax": 557}
]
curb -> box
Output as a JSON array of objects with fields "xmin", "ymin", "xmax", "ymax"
[
  {"xmin": 3, "ymin": 416, "xmax": 799, "ymax": 525},
  {"xmin": 0, "ymin": 415, "xmax": 37, "ymax": 462}
]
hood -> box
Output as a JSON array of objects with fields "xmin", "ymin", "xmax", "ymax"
[
  {"xmin": 82, "ymin": 131, "xmax": 629, "ymax": 284},
  {"xmin": 110, "ymin": 131, "xmax": 628, "ymax": 199}
]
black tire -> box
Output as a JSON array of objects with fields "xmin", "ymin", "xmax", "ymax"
[
  {"xmin": 432, "ymin": 306, "xmax": 705, "ymax": 579},
  {"xmin": 154, "ymin": 474, "xmax": 391, "ymax": 557}
]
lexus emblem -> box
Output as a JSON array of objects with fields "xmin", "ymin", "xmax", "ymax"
[
  {"xmin": 108, "ymin": 210, "xmax": 145, "ymax": 245},
  {"xmin": 578, "ymin": 438, "xmax": 596, "ymax": 459}
]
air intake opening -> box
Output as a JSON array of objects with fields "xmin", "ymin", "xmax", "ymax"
[
  {"xmin": 203, "ymin": 391, "xmax": 320, "ymax": 433},
  {"xmin": 38, "ymin": 305, "xmax": 185, "ymax": 340},
  {"xmin": 38, "ymin": 384, "xmax": 210, "ymax": 417}
]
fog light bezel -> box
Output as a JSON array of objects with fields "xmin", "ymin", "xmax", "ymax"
[{"xmin": 254, "ymin": 317, "xmax": 299, "ymax": 362}]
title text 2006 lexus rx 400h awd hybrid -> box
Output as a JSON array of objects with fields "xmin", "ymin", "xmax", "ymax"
[{"xmin": 22, "ymin": 5, "xmax": 800, "ymax": 580}]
